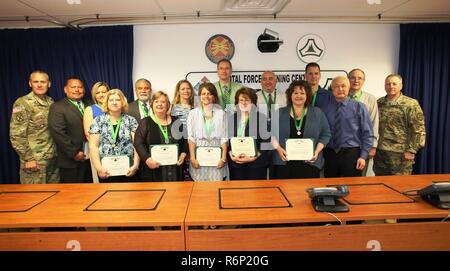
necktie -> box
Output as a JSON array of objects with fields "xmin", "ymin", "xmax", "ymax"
[
  {"xmin": 333, "ymin": 102, "xmax": 343, "ymax": 152},
  {"xmin": 142, "ymin": 102, "xmax": 149, "ymax": 117},
  {"xmin": 268, "ymin": 93, "xmax": 273, "ymax": 118},
  {"xmin": 223, "ymin": 85, "xmax": 230, "ymax": 106},
  {"xmin": 77, "ymin": 101, "xmax": 84, "ymax": 115}
]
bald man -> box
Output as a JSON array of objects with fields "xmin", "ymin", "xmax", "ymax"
[
  {"xmin": 257, "ymin": 71, "xmax": 287, "ymax": 114},
  {"xmin": 321, "ymin": 76, "xmax": 374, "ymax": 177},
  {"xmin": 256, "ymin": 71, "xmax": 287, "ymax": 179}
]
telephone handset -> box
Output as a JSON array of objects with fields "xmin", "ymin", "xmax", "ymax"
[
  {"xmin": 306, "ymin": 185, "xmax": 349, "ymax": 212},
  {"xmin": 418, "ymin": 182, "xmax": 450, "ymax": 209}
]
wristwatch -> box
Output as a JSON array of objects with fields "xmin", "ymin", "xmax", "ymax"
[{"xmin": 221, "ymin": 159, "xmax": 227, "ymax": 163}]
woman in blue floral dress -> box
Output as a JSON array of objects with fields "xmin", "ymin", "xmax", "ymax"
[{"xmin": 88, "ymin": 89, "xmax": 140, "ymax": 182}]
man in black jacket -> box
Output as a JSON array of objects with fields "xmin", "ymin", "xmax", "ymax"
[
  {"xmin": 48, "ymin": 77, "xmax": 93, "ymax": 183},
  {"xmin": 127, "ymin": 78, "xmax": 152, "ymax": 122}
]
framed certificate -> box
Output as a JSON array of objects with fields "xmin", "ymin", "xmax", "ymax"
[
  {"xmin": 196, "ymin": 147, "xmax": 222, "ymax": 167},
  {"xmin": 285, "ymin": 138, "xmax": 314, "ymax": 161},
  {"xmin": 230, "ymin": 137, "xmax": 256, "ymax": 157},
  {"xmin": 101, "ymin": 155, "xmax": 131, "ymax": 176},
  {"xmin": 150, "ymin": 144, "xmax": 178, "ymax": 166}
]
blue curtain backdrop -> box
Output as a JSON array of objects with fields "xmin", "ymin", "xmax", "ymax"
[
  {"xmin": 0, "ymin": 26, "xmax": 134, "ymax": 183},
  {"xmin": 398, "ymin": 23, "xmax": 450, "ymax": 174}
]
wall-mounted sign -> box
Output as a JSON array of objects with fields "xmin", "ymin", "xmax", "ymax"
[
  {"xmin": 186, "ymin": 70, "xmax": 347, "ymax": 96},
  {"xmin": 296, "ymin": 34, "xmax": 325, "ymax": 64},
  {"xmin": 205, "ymin": 34, "xmax": 235, "ymax": 64}
]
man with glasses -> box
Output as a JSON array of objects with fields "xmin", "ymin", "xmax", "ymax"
[{"xmin": 348, "ymin": 68, "xmax": 379, "ymax": 175}]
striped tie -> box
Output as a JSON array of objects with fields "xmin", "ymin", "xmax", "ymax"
[
  {"xmin": 333, "ymin": 102, "xmax": 343, "ymax": 152},
  {"xmin": 142, "ymin": 103, "xmax": 149, "ymax": 117},
  {"xmin": 223, "ymin": 85, "xmax": 230, "ymax": 106},
  {"xmin": 77, "ymin": 101, "xmax": 85, "ymax": 115},
  {"xmin": 268, "ymin": 93, "xmax": 273, "ymax": 118}
]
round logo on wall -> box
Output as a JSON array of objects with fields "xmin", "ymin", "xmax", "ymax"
[
  {"xmin": 205, "ymin": 34, "xmax": 235, "ymax": 64},
  {"xmin": 296, "ymin": 34, "xmax": 325, "ymax": 64}
]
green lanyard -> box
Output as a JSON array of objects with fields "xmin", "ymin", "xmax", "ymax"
[
  {"xmin": 312, "ymin": 92, "xmax": 318, "ymax": 106},
  {"xmin": 152, "ymin": 114, "xmax": 169, "ymax": 144},
  {"xmin": 261, "ymin": 91, "xmax": 276, "ymax": 112},
  {"xmin": 351, "ymin": 91, "xmax": 363, "ymax": 101},
  {"xmin": 68, "ymin": 99, "xmax": 84, "ymax": 115},
  {"xmin": 291, "ymin": 106, "xmax": 306, "ymax": 136},
  {"xmin": 202, "ymin": 105, "xmax": 214, "ymax": 138},
  {"xmin": 139, "ymin": 101, "xmax": 150, "ymax": 118},
  {"xmin": 237, "ymin": 115, "xmax": 249, "ymax": 137},
  {"xmin": 109, "ymin": 114, "xmax": 122, "ymax": 147}
]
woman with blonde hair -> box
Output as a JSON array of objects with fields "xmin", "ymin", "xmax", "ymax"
[
  {"xmin": 83, "ymin": 81, "xmax": 110, "ymax": 139},
  {"xmin": 83, "ymin": 82, "xmax": 110, "ymax": 182},
  {"xmin": 171, "ymin": 80, "xmax": 195, "ymax": 113},
  {"xmin": 88, "ymin": 89, "xmax": 140, "ymax": 182},
  {"xmin": 134, "ymin": 91, "xmax": 188, "ymax": 181},
  {"xmin": 171, "ymin": 79, "xmax": 195, "ymax": 180}
]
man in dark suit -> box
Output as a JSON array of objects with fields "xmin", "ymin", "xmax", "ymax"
[
  {"xmin": 48, "ymin": 77, "xmax": 93, "ymax": 183},
  {"xmin": 128, "ymin": 78, "xmax": 152, "ymax": 122}
]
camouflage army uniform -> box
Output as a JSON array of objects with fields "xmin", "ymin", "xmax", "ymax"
[
  {"xmin": 374, "ymin": 93, "xmax": 426, "ymax": 175},
  {"xmin": 10, "ymin": 92, "xmax": 59, "ymax": 184}
]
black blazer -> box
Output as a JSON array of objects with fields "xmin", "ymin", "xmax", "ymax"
[
  {"xmin": 128, "ymin": 100, "xmax": 142, "ymax": 122},
  {"xmin": 227, "ymin": 108, "xmax": 271, "ymax": 169},
  {"xmin": 48, "ymin": 98, "xmax": 92, "ymax": 168}
]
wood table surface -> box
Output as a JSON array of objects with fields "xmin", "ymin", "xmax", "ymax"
[
  {"xmin": 1, "ymin": 175, "xmax": 449, "ymax": 250},
  {"xmin": 184, "ymin": 174, "xmax": 450, "ymax": 250},
  {"xmin": 0, "ymin": 181, "xmax": 193, "ymax": 228},
  {"xmin": 185, "ymin": 174, "xmax": 450, "ymax": 226}
]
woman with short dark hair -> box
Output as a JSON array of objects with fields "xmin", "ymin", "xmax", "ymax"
[
  {"xmin": 187, "ymin": 83, "xmax": 228, "ymax": 181},
  {"xmin": 271, "ymin": 80, "xmax": 331, "ymax": 179},
  {"xmin": 227, "ymin": 87, "xmax": 270, "ymax": 180}
]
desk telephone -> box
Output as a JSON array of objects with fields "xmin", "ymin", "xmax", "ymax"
[
  {"xmin": 418, "ymin": 182, "xmax": 450, "ymax": 209},
  {"xmin": 306, "ymin": 185, "xmax": 349, "ymax": 212}
]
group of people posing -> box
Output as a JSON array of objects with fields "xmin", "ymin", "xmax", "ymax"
[{"xmin": 9, "ymin": 60, "xmax": 426, "ymax": 184}]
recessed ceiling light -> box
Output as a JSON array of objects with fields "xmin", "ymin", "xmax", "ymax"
[{"xmin": 224, "ymin": 0, "xmax": 290, "ymax": 14}]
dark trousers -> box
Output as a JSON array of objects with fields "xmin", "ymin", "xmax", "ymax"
[
  {"xmin": 273, "ymin": 162, "xmax": 320, "ymax": 179},
  {"xmin": 229, "ymin": 164, "xmax": 268, "ymax": 180},
  {"xmin": 99, "ymin": 175, "xmax": 138, "ymax": 183},
  {"xmin": 323, "ymin": 147, "xmax": 362, "ymax": 178},
  {"xmin": 59, "ymin": 160, "xmax": 92, "ymax": 183}
]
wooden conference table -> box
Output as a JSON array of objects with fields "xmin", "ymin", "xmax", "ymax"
[
  {"xmin": 184, "ymin": 174, "xmax": 450, "ymax": 251},
  {"xmin": 0, "ymin": 182, "xmax": 193, "ymax": 250},
  {"xmin": 1, "ymin": 174, "xmax": 449, "ymax": 250}
]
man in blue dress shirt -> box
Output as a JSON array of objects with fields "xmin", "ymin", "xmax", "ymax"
[
  {"xmin": 304, "ymin": 62, "xmax": 334, "ymax": 111},
  {"xmin": 321, "ymin": 76, "xmax": 374, "ymax": 177}
]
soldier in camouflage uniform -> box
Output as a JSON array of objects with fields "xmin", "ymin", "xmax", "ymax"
[
  {"xmin": 9, "ymin": 71, "xmax": 59, "ymax": 184},
  {"xmin": 374, "ymin": 74, "xmax": 426, "ymax": 175}
]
